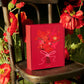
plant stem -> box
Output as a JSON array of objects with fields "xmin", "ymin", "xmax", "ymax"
[
  {"xmin": 14, "ymin": 34, "xmax": 16, "ymax": 46},
  {"xmin": 13, "ymin": 33, "xmax": 17, "ymax": 46},
  {"xmin": 10, "ymin": 8, "xmax": 17, "ymax": 12},
  {"xmin": 79, "ymin": 0, "xmax": 83, "ymax": 10},
  {"xmin": 67, "ymin": 34, "xmax": 72, "ymax": 49},
  {"xmin": 0, "ymin": 27, "xmax": 4, "ymax": 32},
  {"xmin": 56, "ymin": 4, "xmax": 60, "ymax": 18}
]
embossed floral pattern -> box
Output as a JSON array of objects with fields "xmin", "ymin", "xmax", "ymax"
[{"xmin": 36, "ymin": 30, "xmax": 59, "ymax": 53}]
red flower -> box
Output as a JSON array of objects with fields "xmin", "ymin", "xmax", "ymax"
[
  {"xmin": 65, "ymin": 4, "xmax": 73, "ymax": 14},
  {"xmin": 77, "ymin": 34, "xmax": 83, "ymax": 39},
  {"xmin": 16, "ymin": 12, "xmax": 33, "ymax": 27},
  {"xmin": 15, "ymin": 11, "xmax": 27, "ymax": 24},
  {"xmin": 73, "ymin": 10, "xmax": 84, "ymax": 29},
  {"xmin": 55, "ymin": 79, "xmax": 71, "ymax": 84},
  {"xmin": 60, "ymin": 5, "xmax": 84, "ymax": 30},
  {"xmin": 20, "ymin": 12, "xmax": 33, "ymax": 42},
  {"xmin": 15, "ymin": 12, "xmax": 33, "ymax": 42},
  {"xmin": 15, "ymin": 12, "xmax": 27, "ymax": 29},
  {"xmin": 3, "ymin": 32, "xmax": 8, "ymax": 42},
  {"xmin": 0, "ymin": 63, "xmax": 11, "ymax": 84},
  {"xmin": 7, "ymin": 12, "xmax": 17, "ymax": 35},
  {"xmin": 7, "ymin": 57, "xmax": 10, "ymax": 61},
  {"xmin": 11, "ymin": 0, "xmax": 17, "ymax": 5},
  {"xmin": 4, "ymin": 50, "xmax": 9, "ymax": 54},
  {"xmin": 20, "ymin": 12, "xmax": 27, "ymax": 23},
  {"xmin": 65, "ymin": 48, "xmax": 70, "ymax": 60},
  {"xmin": 77, "ymin": 34, "xmax": 84, "ymax": 42},
  {"xmin": 16, "ymin": 2, "xmax": 25, "ymax": 9},
  {"xmin": 15, "ymin": 12, "xmax": 27, "ymax": 23},
  {"xmin": 1, "ymin": 51, "xmax": 4, "ymax": 54},
  {"xmin": 22, "ymin": 19, "xmax": 33, "ymax": 42},
  {"xmin": 75, "ymin": 10, "xmax": 83, "ymax": 19},
  {"xmin": 60, "ymin": 12, "xmax": 74, "ymax": 30},
  {"xmin": 64, "ymin": 0, "xmax": 82, "ymax": 7},
  {"xmin": 20, "ymin": 12, "xmax": 33, "ymax": 27}
]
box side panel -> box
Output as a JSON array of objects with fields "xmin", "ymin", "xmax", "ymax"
[{"xmin": 26, "ymin": 25, "xmax": 32, "ymax": 70}]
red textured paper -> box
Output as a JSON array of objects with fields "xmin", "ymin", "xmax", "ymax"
[{"xmin": 25, "ymin": 23, "xmax": 65, "ymax": 70}]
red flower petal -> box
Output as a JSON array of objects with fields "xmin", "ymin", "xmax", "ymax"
[
  {"xmin": 7, "ymin": 12, "xmax": 17, "ymax": 35},
  {"xmin": 3, "ymin": 32, "xmax": 8, "ymax": 42},
  {"xmin": 21, "ymin": 12, "xmax": 27, "ymax": 23},
  {"xmin": 4, "ymin": 50, "xmax": 9, "ymax": 54},
  {"xmin": 65, "ymin": 48, "xmax": 70, "ymax": 60},
  {"xmin": 60, "ymin": 13, "xmax": 71, "ymax": 23},
  {"xmin": 11, "ymin": 0, "xmax": 17, "ymax": 5},
  {"xmin": 76, "ymin": 20, "xmax": 84, "ymax": 29},
  {"xmin": 60, "ymin": 9, "xmax": 84, "ymax": 30},
  {"xmin": 71, "ymin": 17, "xmax": 75, "ymax": 30},
  {"xmin": 16, "ymin": 2, "xmax": 25, "ymax": 9},
  {"xmin": 55, "ymin": 79, "xmax": 71, "ymax": 84},
  {"xmin": 75, "ymin": 10, "xmax": 83, "ymax": 19},
  {"xmin": 0, "ymin": 63, "xmax": 11, "ymax": 84},
  {"xmin": 77, "ymin": 34, "xmax": 83, "ymax": 40},
  {"xmin": 66, "ymin": 4, "xmax": 73, "ymax": 13},
  {"xmin": 3, "ymin": 32, "xmax": 7, "ymax": 36}
]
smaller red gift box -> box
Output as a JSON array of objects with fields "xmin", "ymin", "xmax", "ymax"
[{"xmin": 25, "ymin": 23, "xmax": 65, "ymax": 70}]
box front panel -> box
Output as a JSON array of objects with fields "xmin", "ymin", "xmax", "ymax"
[{"xmin": 30, "ymin": 23, "xmax": 65, "ymax": 70}]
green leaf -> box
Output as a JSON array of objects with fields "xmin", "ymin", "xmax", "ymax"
[
  {"xmin": 70, "ymin": 43, "xmax": 81, "ymax": 50},
  {"xmin": 0, "ymin": 38, "xmax": 3, "ymax": 43},
  {"xmin": 75, "ymin": 29, "xmax": 81, "ymax": 35},
  {"xmin": 0, "ymin": 44, "xmax": 3, "ymax": 52},
  {"xmin": 8, "ymin": 2, "xmax": 14, "ymax": 11}
]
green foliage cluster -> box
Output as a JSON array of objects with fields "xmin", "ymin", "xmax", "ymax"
[{"xmin": 65, "ymin": 27, "xmax": 84, "ymax": 63}]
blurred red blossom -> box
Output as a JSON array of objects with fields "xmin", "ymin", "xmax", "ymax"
[
  {"xmin": 7, "ymin": 57, "xmax": 10, "ymax": 61},
  {"xmin": 55, "ymin": 79, "xmax": 71, "ymax": 84},
  {"xmin": 65, "ymin": 4, "xmax": 73, "ymax": 13},
  {"xmin": 64, "ymin": 0, "xmax": 82, "ymax": 7},
  {"xmin": 16, "ymin": 2, "xmax": 25, "ymax": 9},
  {"xmin": 15, "ymin": 11, "xmax": 33, "ymax": 25},
  {"xmin": 11, "ymin": 0, "xmax": 17, "ymax": 5},
  {"xmin": 4, "ymin": 49, "xmax": 9, "ymax": 54},
  {"xmin": 0, "ymin": 63, "xmax": 11, "ymax": 84},
  {"xmin": 7, "ymin": 12, "xmax": 17, "ymax": 35},
  {"xmin": 16, "ymin": 12, "xmax": 33, "ymax": 42},
  {"xmin": 20, "ymin": 12, "xmax": 27, "ymax": 23},
  {"xmin": 3, "ymin": 32, "xmax": 8, "ymax": 42},
  {"xmin": 77, "ymin": 34, "xmax": 84, "ymax": 43},
  {"xmin": 65, "ymin": 48, "xmax": 70, "ymax": 60},
  {"xmin": 60, "ymin": 5, "xmax": 84, "ymax": 30},
  {"xmin": 77, "ymin": 34, "xmax": 83, "ymax": 40}
]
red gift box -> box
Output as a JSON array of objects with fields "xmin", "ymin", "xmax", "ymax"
[{"xmin": 25, "ymin": 23, "xmax": 65, "ymax": 70}]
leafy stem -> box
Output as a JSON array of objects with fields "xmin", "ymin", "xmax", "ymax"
[
  {"xmin": 13, "ymin": 33, "xmax": 17, "ymax": 46},
  {"xmin": 10, "ymin": 7, "xmax": 17, "ymax": 12},
  {"xmin": 79, "ymin": 0, "xmax": 83, "ymax": 10},
  {"xmin": 0, "ymin": 27, "xmax": 4, "ymax": 32},
  {"xmin": 56, "ymin": 4, "xmax": 60, "ymax": 18}
]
